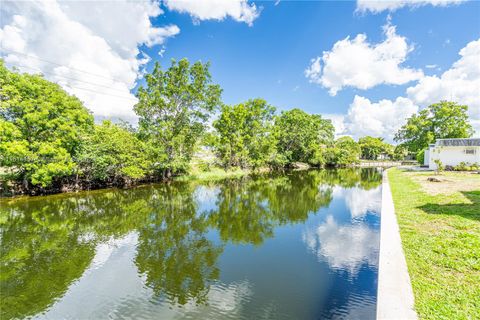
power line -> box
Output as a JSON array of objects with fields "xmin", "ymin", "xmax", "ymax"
[
  {"xmin": 1, "ymin": 48, "xmax": 125, "ymax": 82},
  {"xmin": 9, "ymin": 63, "xmax": 133, "ymax": 95},
  {"xmin": 62, "ymin": 85, "xmax": 138, "ymax": 102},
  {"xmin": 6, "ymin": 63, "xmax": 139, "ymax": 102}
]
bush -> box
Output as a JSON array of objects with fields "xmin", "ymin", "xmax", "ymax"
[
  {"xmin": 453, "ymin": 162, "xmax": 479, "ymax": 171},
  {"xmin": 433, "ymin": 159, "xmax": 444, "ymax": 174},
  {"xmin": 196, "ymin": 160, "xmax": 212, "ymax": 172},
  {"xmin": 416, "ymin": 149, "xmax": 425, "ymax": 164}
]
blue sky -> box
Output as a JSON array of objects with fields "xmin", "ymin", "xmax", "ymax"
[
  {"xmin": 1, "ymin": 0, "xmax": 479, "ymax": 140},
  {"xmin": 148, "ymin": 1, "xmax": 479, "ymax": 116}
]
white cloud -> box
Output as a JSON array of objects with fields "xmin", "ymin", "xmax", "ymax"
[
  {"xmin": 357, "ymin": 0, "xmax": 467, "ymax": 13},
  {"xmin": 0, "ymin": 1, "xmax": 179, "ymax": 122},
  {"xmin": 407, "ymin": 39, "xmax": 480, "ymax": 133},
  {"xmin": 302, "ymin": 215, "xmax": 379, "ymax": 275},
  {"xmin": 323, "ymin": 114, "xmax": 347, "ymax": 138},
  {"xmin": 164, "ymin": 0, "xmax": 260, "ymax": 26},
  {"xmin": 332, "ymin": 95, "xmax": 418, "ymax": 141},
  {"xmin": 333, "ymin": 186, "xmax": 382, "ymax": 219},
  {"xmin": 305, "ymin": 22, "xmax": 423, "ymax": 96},
  {"xmin": 327, "ymin": 39, "xmax": 480, "ymax": 140}
]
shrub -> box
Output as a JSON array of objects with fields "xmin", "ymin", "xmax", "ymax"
[
  {"xmin": 433, "ymin": 159, "xmax": 444, "ymax": 175},
  {"xmin": 454, "ymin": 162, "xmax": 480, "ymax": 171},
  {"xmin": 416, "ymin": 149, "xmax": 425, "ymax": 164}
]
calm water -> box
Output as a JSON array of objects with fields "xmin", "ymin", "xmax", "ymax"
[{"xmin": 0, "ymin": 168, "xmax": 383, "ymax": 320}]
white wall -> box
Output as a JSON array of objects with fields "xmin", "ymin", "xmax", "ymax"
[
  {"xmin": 424, "ymin": 149, "xmax": 430, "ymax": 166},
  {"xmin": 429, "ymin": 146, "xmax": 480, "ymax": 169}
]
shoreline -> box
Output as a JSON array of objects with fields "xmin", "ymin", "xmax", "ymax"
[
  {"xmin": 377, "ymin": 169, "xmax": 417, "ymax": 319},
  {"xmin": 0, "ymin": 164, "xmax": 377, "ymax": 199}
]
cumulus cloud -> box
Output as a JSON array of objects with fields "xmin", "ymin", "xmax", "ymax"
[
  {"xmin": 407, "ymin": 39, "xmax": 480, "ymax": 133},
  {"xmin": 302, "ymin": 215, "xmax": 379, "ymax": 275},
  {"xmin": 0, "ymin": 1, "xmax": 179, "ymax": 122},
  {"xmin": 164, "ymin": 0, "xmax": 260, "ymax": 26},
  {"xmin": 323, "ymin": 114, "xmax": 347, "ymax": 138},
  {"xmin": 333, "ymin": 186, "xmax": 382, "ymax": 219},
  {"xmin": 357, "ymin": 0, "xmax": 467, "ymax": 13},
  {"xmin": 305, "ymin": 22, "xmax": 423, "ymax": 96},
  {"xmin": 331, "ymin": 95, "xmax": 418, "ymax": 141},
  {"xmin": 326, "ymin": 39, "xmax": 480, "ymax": 140}
]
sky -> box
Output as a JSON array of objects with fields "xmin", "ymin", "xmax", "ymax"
[{"xmin": 1, "ymin": 0, "xmax": 479, "ymax": 142}]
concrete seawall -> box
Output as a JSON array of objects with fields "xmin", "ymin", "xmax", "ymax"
[{"xmin": 377, "ymin": 170, "xmax": 417, "ymax": 320}]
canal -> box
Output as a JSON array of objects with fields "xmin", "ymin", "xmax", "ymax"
[{"xmin": 0, "ymin": 168, "xmax": 382, "ymax": 319}]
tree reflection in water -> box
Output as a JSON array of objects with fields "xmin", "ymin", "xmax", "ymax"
[{"xmin": 0, "ymin": 168, "xmax": 381, "ymax": 319}]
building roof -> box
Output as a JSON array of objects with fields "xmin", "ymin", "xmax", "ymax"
[{"xmin": 436, "ymin": 138, "xmax": 480, "ymax": 147}]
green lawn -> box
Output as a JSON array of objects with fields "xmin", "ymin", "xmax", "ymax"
[
  {"xmin": 174, "ymin": 166, "xmax": 249, "ymax": 182},
  {"xmin": 388, "ymin": 168, "xmax": 480, "ymax": 319}
]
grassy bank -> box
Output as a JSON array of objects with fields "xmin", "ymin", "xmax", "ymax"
[
  {"xmin": 174, "ymin": 167, "xmax": 250, "ymax": 182},
  {"xmin": 388, "ymin": 168, "xmax": 480, "ymax": 319}
]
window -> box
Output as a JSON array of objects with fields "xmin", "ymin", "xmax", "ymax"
[{"xmin": 465, "ymin": 149, "xmax": 476, "ymax": 155}]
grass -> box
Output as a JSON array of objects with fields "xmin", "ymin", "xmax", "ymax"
[
  {"xmin": 174, "ymin": 166, "xmax": 250, "ymax": 182},
  {"xmin": 388, "ymin": 168, "xmax": 480, "ymax": 319}
]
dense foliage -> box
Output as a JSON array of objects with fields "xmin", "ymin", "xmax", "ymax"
[
  {"xmin": 1, "ymin": 59, "xmax": 474, "ymax": 195},
  {"xmin": 134, "ymin": 59, "xmax": 222, "ymax": 177},
  {"xmin": 0, "ymin": 61, "xmax": 94, "ymax": 188},
  {"xmin": 394, "ymin": 101, "xmax": 473, "ymax": 153},
  {"xmin": 274, "ymin": 108, "xmax": 334, "ymax": 166},
  {"xmin": 212, "ymin": 99, "xmax": 277, "ymax": 169},
  {"xmin": 358, "ymin": 136, "xmax": 393, "ymax": 160},
  {"xmin": 325, "ymin": 136, "xmax": 361, "ymax": 166},
  {"xmin": 77, "ymin": 121, "xmax": 151, "ymax": 185}
]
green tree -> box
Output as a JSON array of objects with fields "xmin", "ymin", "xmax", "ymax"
[
  {"xmin": 77, "ymin": 121, "xmax": 151, "ymax": 185},
  {"xmin": 134, "ymin": 59, "xmax": 222, "ymax": 178},
  {"xmin": 358, "ymin": 136, "xmax": 391, "ymax": 160},
  {"xmin": 325, "ymin": 136, "xmax": 361, "ymax": 166},
  {"xmin": 395, "ymin": 101, "xmax": 473, "ymax": 152},
  {"xmin": 393, "ymin": 144, "xmax": 409, "ymax": 161},
  {"xmin": 213, "ymin": 99, "xmax": 276, "ymax": 169},
  {"xmin": 274, "ymin": 108, "xmax": 334, "ymax": 166},
  {"xmin": 416, "ymin": 149, "xmax": 425, "ymax": 164},
  {"xmin": 0, "ymin": 61, "xmax": 94, "ymax": 189}
]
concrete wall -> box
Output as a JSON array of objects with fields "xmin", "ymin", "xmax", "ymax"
[{"xmin": 429, "ymin": 146, "xmax": 480, "ymax": 169}]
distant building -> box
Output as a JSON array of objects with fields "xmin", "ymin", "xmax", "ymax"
[{"xmin": 425, "ymin": 138, "xmax": 480, "ymax": 169}]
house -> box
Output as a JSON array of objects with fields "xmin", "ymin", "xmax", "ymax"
[{"xmin": 425, "ymin": 138, "xmax": 480, "ymax": 169}]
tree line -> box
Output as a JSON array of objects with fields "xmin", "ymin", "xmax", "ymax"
[{"xmin": 0, "ymin": 59, "xmax": 474, "ymax": 195}]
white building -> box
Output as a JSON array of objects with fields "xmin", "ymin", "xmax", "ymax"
[{"xmin": 425, "ymin": 138, "xmax": 480, "ymax": 170}]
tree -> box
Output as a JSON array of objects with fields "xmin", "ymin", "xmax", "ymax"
[
  {"xmin": 325, "ymin": 136, "xmax": 361, "ymax": 166},
  {"xmin": 358, "ymin": 136, "xmax": 392, "ymax": 160},
  {"xmin": 134, "ymin": 59, "xmax": 222, "ymax": 177},
  {"xmin": 0, "ymin": 61, "xmax": 94, "ymax": 188},
  {"xmin": 77, "ymin": 121, "xmax": 151, "ymax": 185},
  {"xmin": 393, "ymin": 144, "xmax": 409, "ymax": 161},
  {"xmin": 395, "ymin": 101, "xmax": 473, "ymax": 153},
  {"xmin": 213, "ymin": 99, "xmax": 276, "ymax": 169},
  {"xmin": 274, "ymin": 108, "xmax": 334, "ymax": 166}
]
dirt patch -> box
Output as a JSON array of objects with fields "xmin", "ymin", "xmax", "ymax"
[{"xmin": 408, "ymin": 172, "xmax": 480, "ymax": 196}]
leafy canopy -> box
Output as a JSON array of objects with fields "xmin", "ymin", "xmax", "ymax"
[
  {"xmin": 0, "ymin": 61, "xmax": 93, "ymax": 187},
  {"xmin": 134, "ymin": 59, "xmax": 222, "ymax": 175},
  {"xmin": 358, "ymin": 136, "xmax": 393, "ymax": 160},
  {"xmin": 77, "ymin": 121, "xmax": 151, "ymax": 183},
  {"xmin": 274, "ymin": 108, "xmax": 334, "ymax": 165},
  {"xmin": 326, "ymin": 136, "xmax": 361, "ymax": 166},
  {"xmin": 395, "ymin": 101, "xmax": 473, "ymax": 152},
  {"xmin": 213, "ymin": 99, "xmax": 277, "ymax": 169}
]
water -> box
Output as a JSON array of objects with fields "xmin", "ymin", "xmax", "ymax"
[{"xmin": 0, "ymin": 168, "xmax": 383, "ymax": 320}]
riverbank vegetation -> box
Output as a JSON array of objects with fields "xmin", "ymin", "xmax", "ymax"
[
  {"xmin": 0, "ymin": 59, "xmax": 475, "ymax": 196},
  {"xmin": 388, "ymin": 168, "xmax": 480, "ymax": 319}
]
